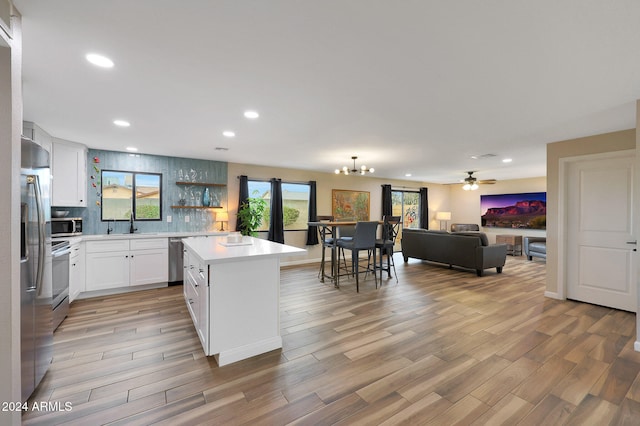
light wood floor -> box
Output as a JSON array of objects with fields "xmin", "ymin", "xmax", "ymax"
[{"xmin": 23, "ymin": 256, "xmax": 640, "ymax": 425}]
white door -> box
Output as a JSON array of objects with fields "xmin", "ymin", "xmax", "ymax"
[{"xmin": 566, "ymin": 151, "xmax": 636, "ymax": 312}]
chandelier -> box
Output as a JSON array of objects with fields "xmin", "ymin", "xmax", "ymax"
[{"xmin": 335, "ymin": 156, "xmax": 374, "ymax": 175}]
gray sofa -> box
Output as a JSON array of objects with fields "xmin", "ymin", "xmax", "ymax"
[
  {"xmin": 401, "ymin": 228, "xmax": 507, "ymax": 276},
  {"xmin": 524, "ymin": 236, "xmax": 546, "ymax": 261}
]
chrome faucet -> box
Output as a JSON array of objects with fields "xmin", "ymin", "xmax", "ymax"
[{"xmin": 129, "ymin": 215, "xmax": 137, "ymax": 234}]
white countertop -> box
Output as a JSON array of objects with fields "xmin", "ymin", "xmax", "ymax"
[
  {"xmin": 79, "ymin": 231, "xmax": 228, "ymax": 241},
  {"xmin": 183, "ymin": 235, "xmax": 306, "ymax": 264}
]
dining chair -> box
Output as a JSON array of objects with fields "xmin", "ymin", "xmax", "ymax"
[
  {"xmin": 336, "ymin": 221, "xmax": 379, "ymax": 292},
  {"xmin": 374, "ymin": 215, "xmax": 401, "ymax": 283},
  {"xmin": 335, "ymin": 218, "xmax": 356, "ymax": 272},
  {"xmin": 316, "ymin": 215, "xmax": 335, "ymax": 280}
]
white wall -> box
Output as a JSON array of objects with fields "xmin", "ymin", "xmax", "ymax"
[
  {"xmin": 227, "ymin": 162, "xmax": 449, "ymax": 264},
  {"xmin": 449, "ymin": 176, "xmax": 547, "ymax": 243},
  {"xmin": 0, "ymin": 7, "xmax": 23, "ymax": 425}
]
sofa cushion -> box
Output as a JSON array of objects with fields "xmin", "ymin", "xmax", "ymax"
[{"xmin": 455, "ymin": 232, "xmax": 489, "ymax": 246}]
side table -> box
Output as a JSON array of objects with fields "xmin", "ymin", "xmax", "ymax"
[{"xmin": 496, "ymin": 234, "xmax": 523, "ymax": 256}]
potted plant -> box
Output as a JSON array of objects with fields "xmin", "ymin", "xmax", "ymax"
[{"xmin": 236, "ymin": 197, "xmax": 267, "ymax": 237}]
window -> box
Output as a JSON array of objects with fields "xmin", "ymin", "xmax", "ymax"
[
  {"xmin": 392, "ymin": 190, "xmax": 420, "ymax": 243},
  {"xmin": 101, "ymin": 170, "xmax": 162, "ymax": 221},
  {"xmin": 247, "ymin": 180, "xmax": 311, "ymax": 231}
]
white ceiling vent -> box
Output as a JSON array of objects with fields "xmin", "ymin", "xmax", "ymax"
[{"xmin": 471, "ymin": 153, "xmax": 498, "ymax": 160}]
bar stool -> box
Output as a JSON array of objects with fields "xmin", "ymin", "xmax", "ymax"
[
  {"xmin": 316, "ymin": 215, "xmax": 335, "ymax": 281},
  {"xmin": 336, "ymin": 218, "xmax": 355, "ymax": 273},
  {"xmin": 336, "ymin": 221, "xmax": 378, "ymax": 292},
  {"xmin": 375, "ymin": 216, "xmax": 401, "ymax": 282}
]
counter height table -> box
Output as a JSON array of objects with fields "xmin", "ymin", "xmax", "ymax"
[
  {"xmin": 182, "ymin": 235, "xmax": 305, "ymax": 366},
  {"xmin": 308, "ymin": 220, "xmax": 382, "ymax": 287}
]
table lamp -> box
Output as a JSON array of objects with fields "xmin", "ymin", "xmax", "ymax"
[
  {"xmin": 436, "ymin": 211, "xmax": 451, "ymax": 231},
  {"xmin": 216, "ymin": 211, "xmax": 229, "ymax": 231}
]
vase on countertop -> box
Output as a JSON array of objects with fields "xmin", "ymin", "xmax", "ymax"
[{"xmin": 202, "ymin": 187, "xmax": 210, "ymax": 207}]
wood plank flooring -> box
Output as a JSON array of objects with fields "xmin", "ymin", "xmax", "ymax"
[{"xmin": 22, "ymin": 256, "xmax": 640, "ymax": 425}]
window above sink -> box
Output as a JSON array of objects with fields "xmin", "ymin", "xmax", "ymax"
[{"xmin": 101, "ymin": 170, "xmax": 162, "ymax": 221}]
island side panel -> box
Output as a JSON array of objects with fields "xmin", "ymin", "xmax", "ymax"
[{"xmin": 208, "ymin": 256, "xmax": 282, "ymax": 365}]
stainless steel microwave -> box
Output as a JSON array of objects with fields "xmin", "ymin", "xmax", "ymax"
[{"xmin": 51, "ymin": 217, "xmax": 83, "ymax": 236}]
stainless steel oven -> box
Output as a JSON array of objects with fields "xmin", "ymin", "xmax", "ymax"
[
  {"xmin": 51, "ymin": 240, "xmax": 70, "ymax": 331},
  {"xmin": 51, "ymin": 217, "xmax": 82, "ymax": 237}
]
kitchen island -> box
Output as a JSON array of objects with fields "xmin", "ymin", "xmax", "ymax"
[{"xmin": 182, "ymin": 235, "xmax": 305, "ymax": 366}]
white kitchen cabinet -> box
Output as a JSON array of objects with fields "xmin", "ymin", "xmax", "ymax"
[
  {"xmin": 85, "ymin": 238, "xmax": 168, "ymax": 292},
  {"xmin": 85, "ymin": 239, "xmax": 130, "ymax": 291},
  {"xmin": 23, "ymin": 121, "xmax": 53, "ymax": 154},
  {"xmin": 69, "ymin": 239, "xmax": 85, "ymax": 302},
  {"xmin": 184, "ymin": 253, "xmax": 209, "ymax": 346},
  {"xmin": 52, "ymin": 138, "xmax": 87, "ymax": 207},
  {"xmin": 184, "ymin": 250, "xmax": 208, "ymax": 346},
  {"xmin": 23, "ymin": 122, "xmax": 54, "ymax": 199}
]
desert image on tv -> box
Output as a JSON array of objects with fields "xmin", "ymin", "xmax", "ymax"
[{"xmin": 481, "ymin": 192, "xmax": 546, "ymax": 229}]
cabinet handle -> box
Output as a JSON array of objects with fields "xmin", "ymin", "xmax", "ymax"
[
  {"xmin": 125, "ymin": 255, "xmax": 129, "ymax": 258},
  {"xmin": 188, "ymin": 298, "xmax": 193, "ymax": 304},
  {"xmin": 194, "ymin": 284, "xmax": 199, "ymax": 288}
]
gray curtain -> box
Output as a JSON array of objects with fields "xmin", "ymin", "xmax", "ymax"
[
  {"xmin": 236, "ymin": 175, "xmax": 249, "ymax": 232},
  {"xmin": 305, "ymin": 181, "xmax": 319, "ymax": 245},
  {"xmin": 268, "ymin": 178, "xmax": 284, "ymax": 243},
  {"xmin": 419, "ymin": 187, "xmax": 429, "ymax": 229}
]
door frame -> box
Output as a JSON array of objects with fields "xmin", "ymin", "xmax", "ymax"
[{"xmin": 556, "ymin": 149, "xmax": 636, "ymax": 304}]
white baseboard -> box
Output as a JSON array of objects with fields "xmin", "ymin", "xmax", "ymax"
[
  {"xmin": 214, "ymin": 336, "xmax": 283, "ymax": 366},
  {"xmin": 544, "ymin": 291, "xmax": 563, "ymax": 300},
  {"xmin": 281, "ymin": 257, "xmax": 321, "ymax": 267},
  {"xmin": 75, "ymin": 282, "xmax": 168, "ymax": 300}
]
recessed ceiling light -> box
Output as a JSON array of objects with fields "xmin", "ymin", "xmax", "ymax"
[
  {"xmin": 244, "ymin": 110, "xmax": 259, "ymax": 119},
  {"xmin": 113, "ymin": 120, "xmax": 130, "ymax": 127},
  {"xmin": 86, "ymin": 53, "xmax": 114, "ymax": 68},
  {"xmin": 125, "ymin": 147, "xmax": 137, "ymax": 152},
  {"xmin": 215, "ymin": 147, "xmax": 229, "ymax": 151},
  {"xmin": 502, "ymin": 158, "xmax": 513, "ymax": 163},
  {"xmin": 405, "ymin": 173, "xmax": 412, "ymax": 177},
  {"xmin": 222, "ymin": 131, "xmax": 236, "ymax": 138}
]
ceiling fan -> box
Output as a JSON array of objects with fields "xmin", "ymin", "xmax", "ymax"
[{"xmin": 462, "ymin": 171, "xmax": 496, "ymax": 190}]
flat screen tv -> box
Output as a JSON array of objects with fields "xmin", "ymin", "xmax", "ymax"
[{"xmin": 481, "ymin": 192, "xmax": 546, "ymax": 229}]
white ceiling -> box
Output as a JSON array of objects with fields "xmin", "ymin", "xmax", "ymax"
[{"xmin": 13, "ymin": 0, "xmax": 640, "ymax": 184}]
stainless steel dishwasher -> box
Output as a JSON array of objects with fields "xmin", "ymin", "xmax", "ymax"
[{"xmin": 168, "ymin": 237, "xmax": 184, "ymax": 284}]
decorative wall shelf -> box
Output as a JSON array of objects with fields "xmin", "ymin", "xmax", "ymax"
[
  {"xmin": 173, "ymin": 181, "xmax": 226, "ymax": 210},
  {"xmin": 171, "ymin": 205, "xmax": 222, "ymax": 209},
  {"xmin": 175, "ymin": 181, "xmax": 226, "ymax": 187}
]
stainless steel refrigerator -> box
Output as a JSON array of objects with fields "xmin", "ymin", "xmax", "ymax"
[{"xmin": 20, "ymin": 137, "xmax": 53, "ymax": 401}]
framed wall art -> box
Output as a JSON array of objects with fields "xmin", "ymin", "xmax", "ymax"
[{"xmin": 332, "ymin": 189, "xmax": 370, "ymax": 221}]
